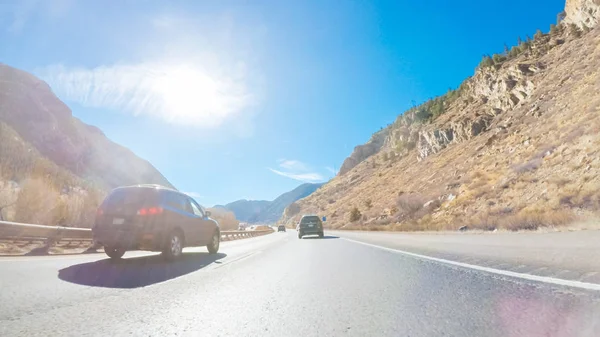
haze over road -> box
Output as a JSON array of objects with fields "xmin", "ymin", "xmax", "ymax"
[{"xmin": 2, "ymin": 231, "xmax": 600, "ymax": 336}]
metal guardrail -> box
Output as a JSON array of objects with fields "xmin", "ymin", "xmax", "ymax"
[{"xmin": 0, "ymin": 221, "xmax": 273, "ymax": 250}]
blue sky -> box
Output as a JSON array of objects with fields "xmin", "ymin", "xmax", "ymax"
[{"xmin": 0, "ymin": 0, "xmax": 565, "ymax": 206}]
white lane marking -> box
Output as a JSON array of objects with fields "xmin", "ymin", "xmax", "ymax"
[
  {"xmin": 213, "ymin": 250, "xmax": 263, "ymax": 269},
  {"xmin": 342, "ymin": 237, "xmax": 600, "ymax": 292}
]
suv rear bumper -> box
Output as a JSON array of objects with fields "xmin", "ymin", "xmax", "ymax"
[
  {"xmin": 92, "ymin": 227, "xmax": 164, "ymax": 251},
  {"xmin": 298, "ymin": 227, "xmax": 323, "ymax": 235}
]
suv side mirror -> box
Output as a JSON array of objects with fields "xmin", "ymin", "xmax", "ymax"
[
  {"xmin": 322, "ymin": 216, "xmax": 326, "ymax": 222},
  {"xmin": 205, "ymin": 211, "xmax": 211, "ymax": 217}
]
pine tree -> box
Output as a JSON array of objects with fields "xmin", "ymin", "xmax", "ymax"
[
  {"xmin": 478, "ymin": 55, "xmax": 494, "ymax": 69},
  {"xmin": 492, "ymin": 53, "xmax": 506, "ymax": 64}
]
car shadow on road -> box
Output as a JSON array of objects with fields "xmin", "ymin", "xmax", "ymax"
[
  {"xmin": 302, "ymin": 235, "xmax": 339, "ymax": 240},
  {"xmin": 58, "ymin": 252, "xmax": 226, "ymax": 289}
]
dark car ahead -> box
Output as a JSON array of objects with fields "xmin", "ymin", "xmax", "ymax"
[
  {"xmin": 92, "ymin": 184, "xmax": 220, "ymax": 260},
  {"xmin": 278, "ymin": 225, "xmax": 286, "ymax": 232},
  {"xmin": 297, "ymin": 215, "xmax": 324, "ymax": 239}
]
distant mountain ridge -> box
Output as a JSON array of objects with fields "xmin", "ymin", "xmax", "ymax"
[
  {"xmin": 216, "ymin": 183, "xmax": 323, "ymax": 223},
  {"xmin": 213, "ymin": 200, "xmax": 271, "ymax": 223}
]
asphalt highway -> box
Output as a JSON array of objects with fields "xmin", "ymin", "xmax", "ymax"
[{"xmin": 1, "ymin": 230, "xmax": 600, "ymax": 336}]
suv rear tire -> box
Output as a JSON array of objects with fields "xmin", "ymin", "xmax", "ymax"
[
  {"xmin": 319, "ymin": 231, "xmax": 324, "ymax": 238},
  {"xmin": 105, "ymin": 246, "xmax": 125, "ymax": 260},
  {"xmin": 162, "ymin": 230, "xmax": 183, "ymax": 260},
  {"xmin": 207, "ymin": 231, "xmax": 220, "ymax": 254}
]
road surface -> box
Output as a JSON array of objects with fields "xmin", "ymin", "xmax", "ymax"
[
  {"xmin": 1, "ymin": 230, "xmax": 600, "ymax": 336},
  {"xmin": 331, "ymin": 229, "xmax": 600, "ymax": 285}
]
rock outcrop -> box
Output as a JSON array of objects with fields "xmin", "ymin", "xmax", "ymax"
[
  {"xmin": 416, "ymin": 62, "xmax": 542, "ymax": 159},
  {"xmin": 339, "ymin": 129, "xmax": 389, "ymax": 176},
  {"xmin": 564, "ymin": 0, "xmax": 600, "ymax": 28},
  {"xmin": 417, "ymin": 115, "xmax": 494, "ymax": 159}
]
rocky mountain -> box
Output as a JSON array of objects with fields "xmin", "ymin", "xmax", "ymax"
[
  {"xmin": 218, "ymin": 183, "xmax": 323, "ymax": 224},
  {"xmin": 339, "ymin": 129, "xmax": 389, "ymax": 176},
  {"xmin": 281, "ymin": 0, "xmax": 600, "ymax": 232},
  {"xmin": 0, "ymin": 64, "xmax": 174, "ymax": 190},
  {"xmin": 0, "ymin": 64, "xmax": 173, "ymax": 226}
]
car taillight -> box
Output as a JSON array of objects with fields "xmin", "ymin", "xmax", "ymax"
[{"xmin": 137, "ymin": 207, "xmax": 163, "ymax": 216}]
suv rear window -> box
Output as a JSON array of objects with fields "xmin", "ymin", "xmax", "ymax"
[
  {"xmin": 300, "ymin": 216, "xmax": 320, "ymax": 224},
  {"xmin": 101, "ymin": 188, "xmax": 158, "ymax": 211},
  {"xmin": 164, "ymin": 191, "xmax": 193, "ymax": 213}
]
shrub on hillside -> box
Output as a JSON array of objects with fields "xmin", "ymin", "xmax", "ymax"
[
  {"xmin": 349, "ymin": 207, "xmax": 361, "ymax": 222},
  {"xmin": 512, "ymin": 158, "xmax": 542, "ymax": 174},
  {"xmin": 569, "ymin": 23, "xmax": 582, "ymax": 38},
  {"xmin": 394, "ymin": 194, "xmax": 428, "ymax": 221},
  {"xmin": 414, "ymin": 108, "xmax": 432, "ymax": 123}
]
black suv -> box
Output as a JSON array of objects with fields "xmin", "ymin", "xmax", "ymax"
[
  {"xmin": 92, "ymin": 185, "xmax": 220, "ymax": 260},
  {"xmin": 278, "ymin": 225, "xmax": 286, "ymax": 232},
  {"xmin": 297, "ymin": 215, "xmax": 324, "ymax": 239}
]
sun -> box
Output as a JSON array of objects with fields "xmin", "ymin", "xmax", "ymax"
[{"xmin": 152, "ymin": 65, "xmax": 226, "ymax": 126}]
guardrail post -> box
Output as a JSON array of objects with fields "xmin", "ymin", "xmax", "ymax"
[
  {"xmin": 39, "ymin": 236, "xmax": 55, "ymax": 254},
  {"xmin": 84, "ymin": 239, "xmax": 102, "ymax": 253}
]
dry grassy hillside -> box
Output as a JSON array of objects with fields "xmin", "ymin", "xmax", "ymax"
[
  {"xmin": 207, "ymin": 207, "xmax": 240, "ymax": 230},
  {"xmin": 282, "ymin": 15, "xmax": 600, "ymax": 231}
]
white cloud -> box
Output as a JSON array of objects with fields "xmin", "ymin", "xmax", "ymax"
[
  {"xmin": 268, "ymin": 168, "xmax": 325, "ymax": 184},
  {"xmin": 183, "ymin": 192, "xmax": 203, "ymax": 198},
  {"xmin": 268, "ymin": 159, "xmax": 326, "ymax": 183},
  {"xmin": 278, "ymin": 159, "xmax": 308, "ymax": 172},
  {"xmin": 38, "ymin": 61, "xmax": 255, "ymax": 128}
]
